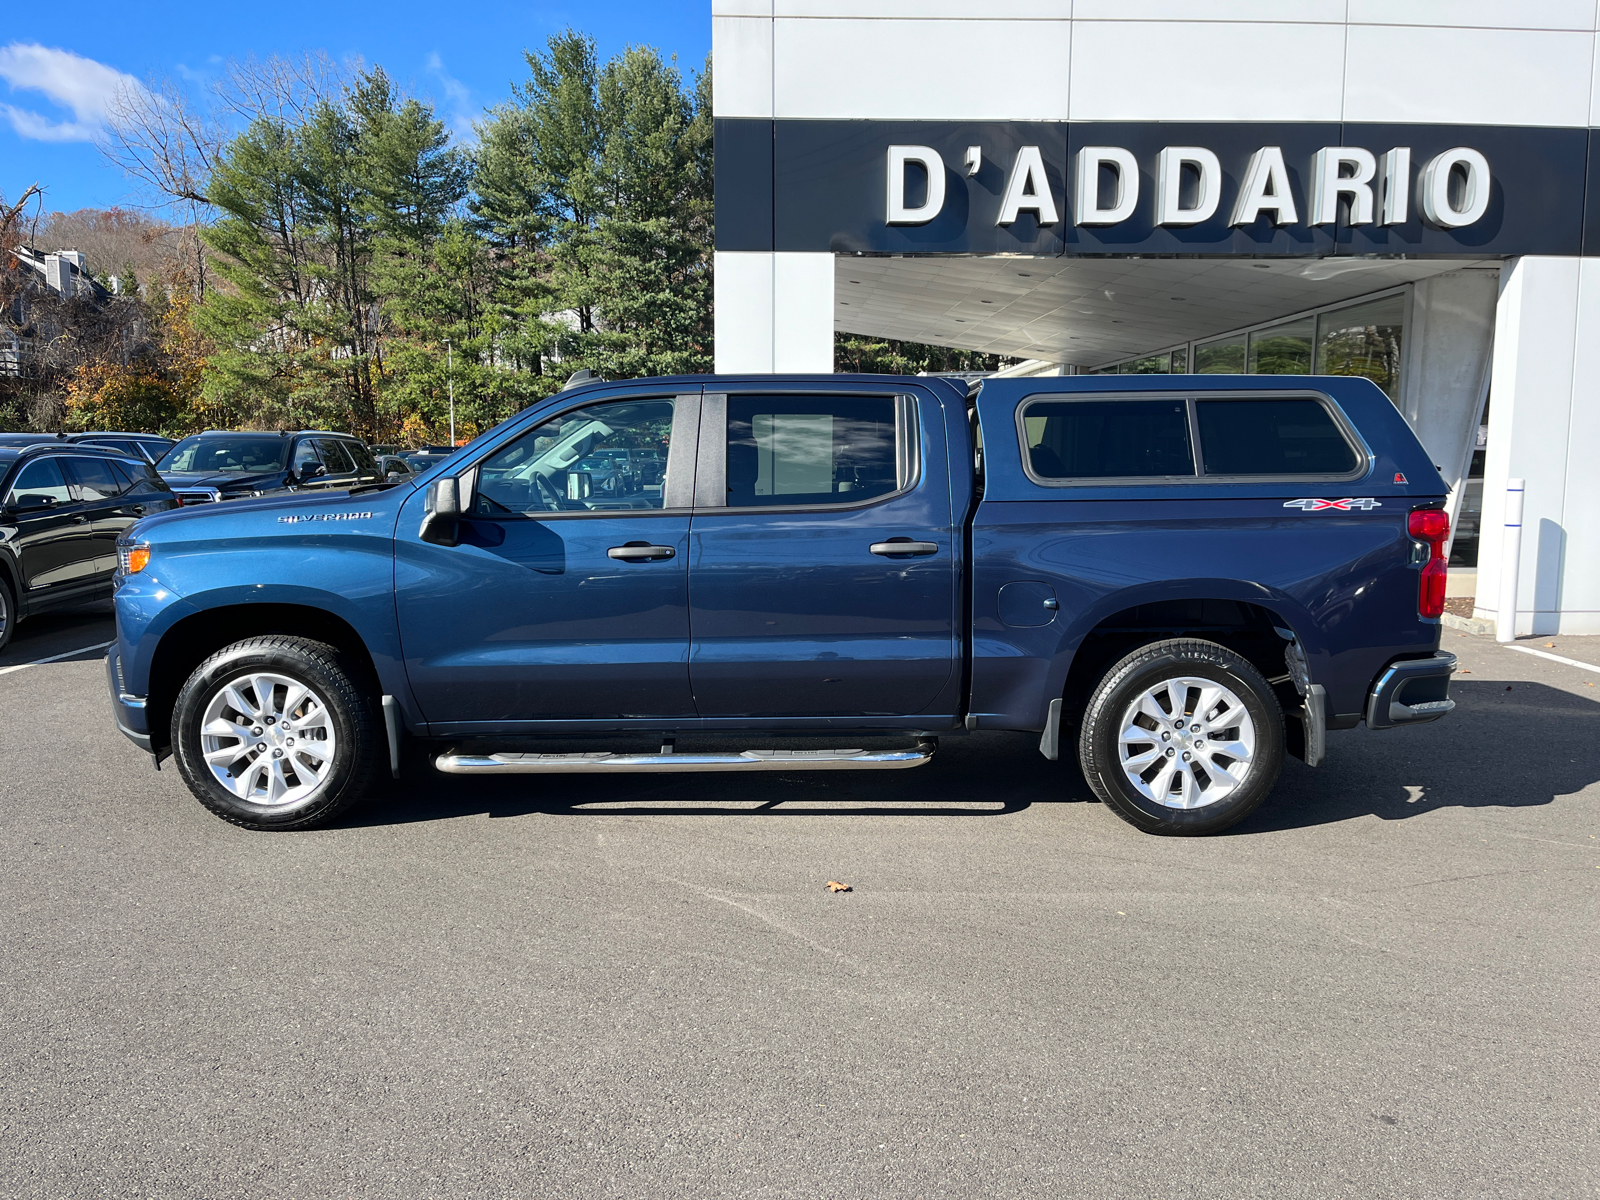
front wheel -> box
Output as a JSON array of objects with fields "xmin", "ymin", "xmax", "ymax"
[
  {"xmin": 1078, "ymin": 638, "xmax": 1284, "ymax": 835},
  {"xmin": 171, "ymin": 635, "xmax": 379, "ymax": 830}
]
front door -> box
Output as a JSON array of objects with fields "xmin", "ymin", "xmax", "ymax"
[
  {"xmin": 687, "ymin": 389, "xmax": 958, "ymax": 718},
  {"xmin": 396, "ymin": 392, "xmax": 698, "ymax": 729},
  {"xmin": 5, "ymin": 457, "xmax": 98, "ymax": 591}
]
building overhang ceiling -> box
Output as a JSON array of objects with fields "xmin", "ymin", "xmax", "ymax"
[{"xmin": 834, "ymin": 255, "xmax": 1502, "ymax": 366}]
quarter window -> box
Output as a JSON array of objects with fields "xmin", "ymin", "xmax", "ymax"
[
  {"xmin": 724, "ymin": 395, "xmax": 905, "ymax": 507},
  {"xmin": 1022, "ymin": 399, "xmax": 1195, "ymax": 479},
  {"xmin": 1195, "ymin": 397, "xmax": 1359, "ymax": 476}
]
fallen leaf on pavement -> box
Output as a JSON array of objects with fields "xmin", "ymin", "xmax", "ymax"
[{"xmin": 825, "ymin": 880, "xmax": 852, "ymax": 893}]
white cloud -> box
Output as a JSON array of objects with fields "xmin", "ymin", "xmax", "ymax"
[
  {"xmin": 0, "ymin": 42, "xmax": 143, "ymax": 142},
  {"xmin": 425, "ymin": 51, "xmax": 475, "ymax": 145},
  {"xmin": 0, "ymin": 102, "xmax": 99, "ymax": 142}
]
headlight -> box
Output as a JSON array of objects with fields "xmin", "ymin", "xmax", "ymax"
[{"xmin": 119, "ymin": 543, "xmax": 151, "ymax": 574}]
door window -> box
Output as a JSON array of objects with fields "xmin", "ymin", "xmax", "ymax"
[
  {"xmin": 64, "ymin": 456, "xmax": 131, "ymax": 501},
  {"xmin": 318, "ymin": 440, "xmax": 356, "ymax": 473},
  {"xmin": 344, "ymin": 441, "xmax": 378, "ymax": 470},
  {"xmin": 292, "ymin": 440, "xmax": 323, "ymax": 473},
  {"xmin": 474, "ymin": 398, "xmax": 677, "ymax": 515},
  {"xmin": 7, "ymin": 458, "xmax": 72, "ymax": 507},
  {"xmin": 724, "ymin": 395, "xmax": 906, "ymax": 508}
]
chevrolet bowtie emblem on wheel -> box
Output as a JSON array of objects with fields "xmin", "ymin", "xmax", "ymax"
[{"xmin": 1283, "ymin": 498, "xmax": 1382, "ymax": 511}]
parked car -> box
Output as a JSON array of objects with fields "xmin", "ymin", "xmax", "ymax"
[
  {"xmin": 0, "ymin": 442, "xmax": 178, "ymax": 651},
  {"xmin": 377, "ymin": 455, "xmax": 415, "ymax": 481},
  {"xmin": 108, "ymin": 374, "xmax": 1457, "ymax": 835},
  {"xmin": 399, "ymin": 451, "xmax": 453, "ymax": 473},
  {"xmin": 69, "ymin": 432, "xmax": 176, "ymax": 465},
  {"xmin": 155, "ymin": 430, "xmax": 383, "ymax": 504},
  {"xmin": 0, "ymin": 432, "xmax": 174, "ymax": 465}
]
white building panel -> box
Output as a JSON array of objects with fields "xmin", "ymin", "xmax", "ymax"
[
  {"xmin": 773, "ymin": 253, "xmax": 836, "ymax": 371},
  {"xmin": 1068, "ymin": 21, "xmax": 1345, "ymax": 121},
  {"xmin": 713, "ymin": 17, "xmax": 774, "ymax": 118},
  {"xmin": 712, "ymin": 0, "xmax": 773, "ymax": 16},
  {"xmin": 1556, "ymin": 258, "xmax": 1600, "ymax": 630},
  {"xmin": 773, "ymin": 18, "xmax": 1072, "ymax": 119},
  {"xmin": 775, "ymin": 0, "xmax": 1064, "ymax": 16},
  {"xmin": 1342, "ymin": 25, "xmax": 1595, "ymax": 127},
  {"xmin": 1073, "ymin": 0, "xmax": 1343, "ymax": 21},
  {"xmin": 1476, "ymin": 257, "xmax": 1595, "ymax": 636},
  {"xmin": 714, "ymin": 252, "xmax": 776, "ymax": 373},
  {"xmin": 1346, "ymin": 0, "xmax": 1599, "ymax": 31}
]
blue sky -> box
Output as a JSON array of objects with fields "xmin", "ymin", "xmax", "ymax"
[{"xmin": 2, "ymin": 0, "xmax": 711, "ymax": 215}]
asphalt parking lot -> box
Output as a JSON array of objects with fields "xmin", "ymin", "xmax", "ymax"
[{"xmin": 2, "ymin": 609, "xmax": 1596, "ymax": 1199}]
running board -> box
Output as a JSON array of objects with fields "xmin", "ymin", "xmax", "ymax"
[{"xmin": 435, "ymin": 740, "xmax": 936, "ymax": 775}]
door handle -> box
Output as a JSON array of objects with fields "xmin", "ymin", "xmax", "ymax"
[
  {"xmin": 607, "ymin": 543, "xmax": 676, "ymax": 561},
  {"xmin": 870, "ymin": 540, "xmax": 938, "ymax": 557},
  {"xmin": 131, "ymin": 505, "xmax": 145, "ymax": 516},
  {"xmin": 72, "ymin": 514, "xmax": 90, "ymax": 524}
]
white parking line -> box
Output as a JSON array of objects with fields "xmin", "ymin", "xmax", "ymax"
[
  {"xmin": 1505, "ymin": 644, "xmax": 1600, "ymax": 675},
  {"xmin": 0, "ymin": 640, "xmax": 115, "ymax": 678}
]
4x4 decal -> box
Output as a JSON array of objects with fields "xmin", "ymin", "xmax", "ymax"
[{"xmin": 1283, "ymin": 498, "xmax": 1382, "ymax": 511}]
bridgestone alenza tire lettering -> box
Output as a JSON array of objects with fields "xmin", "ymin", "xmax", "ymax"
[
  {"xmin": 171, "ymin": 635, "xmax": 378, "ymax": 830},
  {"xmin": 1078, "ymin": 638, "xmax": 1284, "ymax": 836}
]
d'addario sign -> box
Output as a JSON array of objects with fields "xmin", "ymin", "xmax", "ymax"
[{"xmin": 886, "ymin": 144, "xmax": 1490, "ymax": 230}]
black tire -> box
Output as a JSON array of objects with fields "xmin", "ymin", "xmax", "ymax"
[
  {"xmin": 0, "ymin": 572, "xmax": 14, "ymax": 654},
  {"xmin": 1078, "ymin": 638, "xmax": 1284, "ymax": 836},
  {"xmin": 170, "ymin": 635, "xmax": 379, "ymax": 830}
]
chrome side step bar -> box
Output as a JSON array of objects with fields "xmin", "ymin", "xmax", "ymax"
[{"xmin": 435, "ymin": 740, "xmax": 936, "ymax": 775}]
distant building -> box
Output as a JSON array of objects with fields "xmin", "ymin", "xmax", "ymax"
[{"xmin": 3, "ymin": 248, "xmax": 113, "ymax": 378}]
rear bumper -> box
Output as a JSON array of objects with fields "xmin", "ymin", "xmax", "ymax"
[
  {"xmin": 1366, "ymin": 652, "xmax": 1457, "ymax": 729},
  {"xmin": 105, "ymin": 647, "xmax": 154, "ymax": 753}
]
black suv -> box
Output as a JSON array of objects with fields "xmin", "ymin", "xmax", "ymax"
[
  {"xmin": 0, "ymin": 442, "xmax": 178, "ymax": 652},
  {"xmin": 155, "ymin": 430, "xmax": 383, "ymax": 504},
  {"xmin": 0, "ymin": 432, "xmax": 176, "ymax": 465}
]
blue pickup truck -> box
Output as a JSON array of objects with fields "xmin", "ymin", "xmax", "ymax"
[{"xmin": 105, "ymin": 373, "xmax": 1456, "ymax": 835}]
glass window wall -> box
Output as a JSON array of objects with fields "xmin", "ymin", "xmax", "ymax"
[
  {"xmin": 1247, "ymin": 315, "xmax": 1314, "ymax": 375},
  {"xmin": 1194, "ymin": 333, "xmax": 1246, "ymax": 373},
  {"xmin": 1314, "ymin": 294, "xmax": 1406, "ymax": 402}
]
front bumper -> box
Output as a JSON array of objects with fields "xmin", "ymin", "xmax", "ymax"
[
  {"xmin": 1366, "ymin": 651, "xmax": 1457, "ymax": 729},
  {"xmin": 105, "ymin": 646, "xmax": 159, "ymax": 762}
]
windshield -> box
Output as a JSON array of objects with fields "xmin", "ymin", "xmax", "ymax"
[{"xmin": 159, "ymin": 436, "xmax": 290, "ymax": 473}]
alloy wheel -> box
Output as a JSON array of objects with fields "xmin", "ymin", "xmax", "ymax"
[
  {"xmin": 1116, "ymin": 675, "xmax": 1258, "ymax": 809},
  {"xmin": 200, "ymin": 671, "xmax": 338, "ymax": 807}
]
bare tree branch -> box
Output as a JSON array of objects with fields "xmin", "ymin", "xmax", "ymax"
[
  {"xmin": 213, "ymin": 52, "xmax": 353, "ymax": 125},
  {"xmin": 101, "ymin": 76, "xmax": 224, "ymax": 208}
]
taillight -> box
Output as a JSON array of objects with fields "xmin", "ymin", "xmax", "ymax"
[{"xmin": 1409, "ymin": 508, "xmax": 1450, "ymax": 618}]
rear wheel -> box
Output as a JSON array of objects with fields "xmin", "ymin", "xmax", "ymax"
[
  {"xmin": 171, "ymin": 635, "xmax": 378, "ymax": 830},
  {"xmin": 1078, "ymin": 638, "xmax": 1284, "ymax": 835}
]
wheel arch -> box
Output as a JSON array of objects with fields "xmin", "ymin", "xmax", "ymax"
[
  {"xmin": 145, "ymin": 603, "xmax": 383, "ymax": 755},
  {"xmin": 1049, "ymin": 585, "xmax": 1311, "ymax": 731}
]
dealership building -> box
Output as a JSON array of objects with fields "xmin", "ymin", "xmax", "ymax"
[{"xmin": 710, "ymin": 1, "xmax": 1600, "ymax": 635}]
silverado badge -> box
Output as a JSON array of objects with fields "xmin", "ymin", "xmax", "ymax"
[{"xmin": 278, "ymin": 511, "xmax": 374, "ymax": 523}]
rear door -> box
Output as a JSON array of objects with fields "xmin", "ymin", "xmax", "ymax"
[
  {"xmin": 62, "ymin": 455, "xmax": 134, "ymax": 576},
  {"xmin": 686, "ymin": 386, "xmax": 958, "ymax": 718}
]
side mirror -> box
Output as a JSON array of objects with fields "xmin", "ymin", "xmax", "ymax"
[{"xmin": 420, "ymin": 477, "xmax": 460, "ymax": 546}]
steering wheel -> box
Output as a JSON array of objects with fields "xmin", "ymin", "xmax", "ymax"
[{"xmin": 533, "ymin": 471, "xmax": 567, "ymax": 512}]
